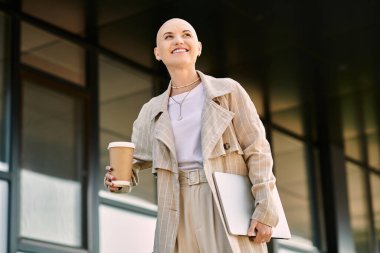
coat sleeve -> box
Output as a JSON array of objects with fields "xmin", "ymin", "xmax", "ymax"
[
  {"xmin": 229, "ymin": 80, "xmax": 279, "ymax": 227},
  {"xmin": 117, "ymin": 102, "xmax": 153, "ymax": 193}
]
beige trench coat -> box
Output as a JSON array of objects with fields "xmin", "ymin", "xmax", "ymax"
[{"xmin": 131, "ymin": 71, "xmax": 279, "ymax": 253}]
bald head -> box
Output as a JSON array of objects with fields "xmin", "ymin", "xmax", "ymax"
[{"xmin": 156, "ymin": 18, "xmax": 199, "ymax": 45}]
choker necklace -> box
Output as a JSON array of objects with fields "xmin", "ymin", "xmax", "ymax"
[
  {"xmin": 171, "ymin": 76, "xmax": 200, "ymax": 89},
  {"xmin": 170, "ymin": 87, "xmax": 196, "ymax": 121}
]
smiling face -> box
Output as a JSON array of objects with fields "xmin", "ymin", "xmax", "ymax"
[{"xmin": 154, "ymin": 18, "xmax": 202, "ymax": 69}]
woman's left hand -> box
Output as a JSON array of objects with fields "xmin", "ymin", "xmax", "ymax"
[{"xmin": 247, "ymin": 219, "xmax": 272, "ymax": 244}]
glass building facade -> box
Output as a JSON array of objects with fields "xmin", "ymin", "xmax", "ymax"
[{"xmin": 0, "ymin": 0, "xmax": 379, "ymax": 252}]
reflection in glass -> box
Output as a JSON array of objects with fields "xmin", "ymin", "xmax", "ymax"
[
  {"xmin": 342, "ymin": 95, "xmax": 362, "ymax": 161},
  {"xmin": 0, "ymin": 13, "xmax": 9, "ymax": 172},
  {"xmin": 368, "ymin": 133, "xmax": 379, "ymax": 171},
  {"xmin": 228, "ymin": 66, "xmax": 264, "ymax": 116},
  {"xmin": 99, "ymin": 204, "xmax": 156, "ymax": 253},
  {"xmin": 20, "ymin": 79, "xmax": 84, "ymax": 247},
  {"xmin": 99, "ymin": 55, "xmax": 155, "ymax": 203},
  {"xmin": 370, "ymin": 174, "xmax": 380, "ymax": 250},
  {"xmin": 22, "ymin": 0, "xmax": 85, "ymax": 35},
  {"xmin": 98, "ymin": 1, "xmax": 159, "ymax": 69},
  {"xmin": 346, "ymin": 162, "xmax": 371, "ymax": 253},
  {"xmin": 272, "ymin": 131, "xmax": 319, "ymax": 252},
  {"xmin": 363, "ymin": 92, "xmax": 379, "ymax": 170},
  {"xmin": 0, "ymin": 181, "xmax": 8, "ymax": 253},
  {"xmin": 21, "ymin": 22, "xmax": 85, "ymax": 85},
  {"xmin": 268, "ymin": 51, "xmax": 303, "ymax": 135}
]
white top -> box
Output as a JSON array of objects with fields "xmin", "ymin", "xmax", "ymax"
[{"xmin": 168, "ymin": 83, "xmax": 205, "ymax": 170}]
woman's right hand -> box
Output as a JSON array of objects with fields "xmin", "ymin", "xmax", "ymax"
[{"xmin": 104, "ymin": 166, "xmax": 122, "ymax": 192}]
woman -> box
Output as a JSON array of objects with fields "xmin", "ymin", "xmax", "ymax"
[{"xmin": 104, "ymin": 18, "xmax": 279, "ymax": 253}]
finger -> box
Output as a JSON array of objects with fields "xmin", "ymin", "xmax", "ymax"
[
  {"xmin": 109, "ymin": 186, "xmax": 120, "ymax": 192},
  {"xmin": 253, "ymin": 228, "xmax": 267, "ymax": 243},
  {"xmin": 253, "ymin": 236, "xmax": 264, "ymax": 244},
  {"xmin": 248, "ymin": 219, "xmax": 257, "ymax": 237},
  {"xmin": 105, "ymin": 166, "xmax": 113, "ymax": 172},
  {"xmin": 105, "ymin": 173, "xmax": 115, "ymax": 181}
]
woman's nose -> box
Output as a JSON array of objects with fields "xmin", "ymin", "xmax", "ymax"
[{"xmin": 173, "ymin": 35, "xmax": 184, "ymax": 45}]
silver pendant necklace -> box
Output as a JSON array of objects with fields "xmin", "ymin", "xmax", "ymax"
[{"xmin": 170, "ymin": 88, "xmax": 194, "ymax": 121}]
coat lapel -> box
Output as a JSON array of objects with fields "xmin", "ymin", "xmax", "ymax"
[
  {"xmin": 198, "ymin": 71, "xmax": 235, "ymax": 159},
  {"xmin": 151, "ymin": 85, "xmax": 177, "ymax": 162}
]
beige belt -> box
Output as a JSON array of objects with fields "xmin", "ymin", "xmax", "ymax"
[{"xmin": 179, "ymin": 169, "xmax": 208, "ymax": 186}]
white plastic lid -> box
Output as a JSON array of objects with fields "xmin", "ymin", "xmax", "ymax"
[{"xmin": 108, "ymin": 141, "xmax": 135, "ymax": 149}]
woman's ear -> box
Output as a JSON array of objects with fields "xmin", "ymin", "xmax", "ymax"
[
  {"xmin": 198, "ymin": 42, "xmax": 202, "ymax": 57},
  {"xmin": 154, "ymin": 47, "xmax": 161, "ymax": 61}
]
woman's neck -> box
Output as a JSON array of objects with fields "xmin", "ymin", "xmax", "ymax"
[
  {"xmin": 167, "ymin": 68, "xmax": 198, "ymax": 88},
  {"xmin": 167, "ymin": 67, "xmax": 201, "ymax": 96}
]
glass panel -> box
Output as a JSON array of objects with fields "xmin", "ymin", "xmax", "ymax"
[
  {"xmin": 99, "ymin": 204, "xmax": 156, "ymax": 253},
  {"xmin": 269, "ymin": 51, "xmax": 303, "ymax": 135},
  {"xmin": 21, "ymin": 22, "xmax": 85, "ymax": 86},
  {"xmin": 342, "ymin": 95, "xmax": 362, "ymax": 160},
  {"xmin": 272, "ymin": 131, "xmax": 319, "ymax": 252},
  {"xmin": 98, "ymin": 2, "xmax": 158, "ymax": 69},
  {"xmin": 363, "ymin": 92, "xmax": 379, "ymax": 170},
  {"xmin": 99, "ymin": 55, "xmax": 155, "ymax": 203},
  {"xmin": 228, "ymin": 66, "xmax": 264, "ymax": 116},
  {"xmin": 0, "ymin": 181, "xmax": 8, "ymax": 253},
  {"xmin": 368, "ymin": 133, "xmax": 379, "ymax": 171},
  {"xmin": 370, "ymin": 173, "xmax": 380, "ymax": 250},
  {"xmin": 346, "ymin": 162, "xmax": 371, "ymax": 253},
  {"xmin": 0, "ymin": 13, "xmax": 9, "ymax": 172},
  {"xmin": 22, "ymin": 0, "xmax": 85, "ymax": 35},
  {"xmin": 20, "ymin": 78, "xmax": 84, "ymax": 247}
]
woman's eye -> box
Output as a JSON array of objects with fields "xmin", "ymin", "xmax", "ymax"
[
  {"xmin": 164, "ymin": 35, "xmax": 173, "ymax": 39},
  {"xmin": 184, "ymin": 33, "xmax": 192, "ymax": 37}
]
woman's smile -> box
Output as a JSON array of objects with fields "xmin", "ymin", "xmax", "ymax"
[{"xmin": 172, "ymin": 48, "xmax": 189, "ymax": 54}]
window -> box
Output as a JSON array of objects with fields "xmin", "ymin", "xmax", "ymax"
[
  {"xmin": 0, "ymin": 12, "xmax": 8, "ymax": 172},
  {"xmin": 0, "ymin": 180, "xmax": 8, "ymax": 253},
  {"xmin": 99, "ymin": 204, "xmax": 156, "ymax": 253},
  {"xmin": 98, "ymin": 55, "xmax": 156, "ymax": 251},
  {"xmin": 272, "ymin": 131, "xmax": 320, "ymax": 252},
  {"xmin": 370, "ymin": 173, "xmax": 380, "ymax": 250},
  {"xmin": 269, "ymin": 51, "xmax": 304, "ymax": 136},
  {"xmin": 20, "ymin": 76, "xmax": 85, "ymax": 247},
  {"xmin": 98, "ymin": 55, "xmax": 155, "ymax": 203},
  {"xmin": 22, "ymin": 0, "xmax": 85, "ymax": 36},
  {"xmin": 21, "ymin": 22, "xmax": 85, "ymax": 86},
  {"xmin": 346, "ymin": 162, "xmax": 371, "ymax": 253}
]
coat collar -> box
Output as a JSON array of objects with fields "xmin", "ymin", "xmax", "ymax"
[{"xmin": 150, "ymin": 70, "xmax": 234, "ymax": 120}]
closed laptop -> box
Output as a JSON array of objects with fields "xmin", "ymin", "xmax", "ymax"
[{"xmin": 212, "ymin": 172, "xmax": 291, "ymax": 239}]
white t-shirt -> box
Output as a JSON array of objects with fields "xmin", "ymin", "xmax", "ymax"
[{"xmin": 168, "ymin": 83, "xmax": 205, "ymax": 170}]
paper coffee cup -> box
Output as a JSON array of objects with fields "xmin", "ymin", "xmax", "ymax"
[{"xmin": 108, "ymin": 142, "xmax": 135, "ymax": 187}]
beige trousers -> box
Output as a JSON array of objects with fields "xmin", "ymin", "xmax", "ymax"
[{"xmin": 175, "ymin": 169, "xmax": 233, "ymax": 253}]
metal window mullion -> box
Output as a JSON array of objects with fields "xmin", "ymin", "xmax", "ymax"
[
  {"xmin": 8, "ymin": 1, "xmax": 22, "ymax": 251},
  {"xmin": 298, "ymin": 50, "xmax": 323, "ymax": 251},
  {"xmin": 84, "ymin": 0, "xmax": 99, "ymax": 251},
  {"xmin": 19, "ymin": 239, "xmax": 88, "ymax": 253}
]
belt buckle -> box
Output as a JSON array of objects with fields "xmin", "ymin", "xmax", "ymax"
[{"xmin": 188, "ymin": 169, "xmax": 200, "ymax": 186}]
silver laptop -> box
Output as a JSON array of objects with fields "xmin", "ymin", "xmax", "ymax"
[{"xmin": 212, "ymin": 172, "xmax": 291, "ymax": 239}]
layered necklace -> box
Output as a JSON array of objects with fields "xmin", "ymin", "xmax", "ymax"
[
  {"xmin": 170, "ymin": 76, "xmax": 200, "ymax": 89},
  {"xmin": 170, "ymin": 77, "xmax": 200, "ymax": 121}
]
